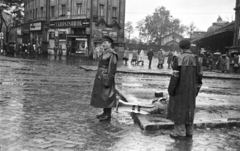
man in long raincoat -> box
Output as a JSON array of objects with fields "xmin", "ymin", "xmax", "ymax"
[
  {"xmin": 91, "ymin": 36, "xmax": 118, "ymax": 121},
  {"xmin": 167, "ymin": 38, "xmax": 202, "ymax": 140}
]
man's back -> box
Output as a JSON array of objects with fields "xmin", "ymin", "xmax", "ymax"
[{"xmin": 147, "ymin": 50, "xmax": 154, "ymax": 59}]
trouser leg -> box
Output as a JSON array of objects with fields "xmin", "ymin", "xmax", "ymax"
[
  {"xmin": 185, "ymin": 124, "xmax": 194, "ymax": 135},
  {"xmin": 103, "ymin": 108, "xmax": 112, "ymax": 115},
  {"xmin": 174, "ymin": 124, "xmax": 186, "ymax": 136},
  {"xmin": 149, "ymin": 60, "xmax": 152, "ymax": 68}
]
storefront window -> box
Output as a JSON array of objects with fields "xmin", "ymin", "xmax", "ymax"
[{"xmin": 59, "ymin": 31, "xmax": 66, "ymax": 39}]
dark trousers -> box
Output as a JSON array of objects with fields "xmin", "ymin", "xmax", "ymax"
[
  {"xmin": 174, "ymin": 123, "xmax": 194, "ymax": 136},
  {"xmin": 103, "ymin": 108, "xmax": 111, "ymax": 115},
  {"xmin": 149, "ymin": 59, "xmax": 152, "ymax": 68}
]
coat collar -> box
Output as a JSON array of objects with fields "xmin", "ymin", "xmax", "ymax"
[{"xmin": 182, "ymin": 49, "xmax": 192, "ymax": 54}]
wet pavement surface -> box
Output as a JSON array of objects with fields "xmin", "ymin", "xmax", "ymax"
[{"xmin": 1, "ymin": 55, "xmax": 240, "ymax": 151}]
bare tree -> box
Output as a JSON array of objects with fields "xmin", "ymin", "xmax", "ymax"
[
  {"xmin": 187, "ymin": 22, "xmax": 197, "ymax": 38},
  {"xmin": 124, "ymin": 21, "xmax": 134, "ymax": 42}
]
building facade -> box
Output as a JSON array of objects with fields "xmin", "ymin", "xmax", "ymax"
[
  {"xmin": 191, "ymin": 31, "xmax": 206, "ymax": 41},
  {"xmin": 23, "ymin": 0, "xmax": 126, "ymax": 56},
  {"xmin": 161, "ymin": 32, "xmax": 183, "ymax": 51}
]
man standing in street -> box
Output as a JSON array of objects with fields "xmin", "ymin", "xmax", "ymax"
[
  {"xmin": 167, "ymin": 38, "xmax": 202, "ymax": 140},
  {"xmin": 91, "ymin": 36, "xmax": 118, "ymax": 122},
  {"xmin": 53, "ymin": 46, "xmax": 58, "ymax": 59},
  {"xmin": 167, "ymin": 50, "xmax": 174, "ymax": 69},
  {"xmin": 147, "ymin": 49, "xmax": 154, "ymax": 69},
  {"xmin": 67, "ymin": 44, "xmax": 71, "ymax": 56}
]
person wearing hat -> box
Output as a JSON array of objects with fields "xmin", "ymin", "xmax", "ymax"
[
  {"xmin": 167, "ymin": 38, "xmax": 202, "ymax": 140},
  {"xmin": 90, "ymin": 36, "xmax": 118, "ymax": 121}
]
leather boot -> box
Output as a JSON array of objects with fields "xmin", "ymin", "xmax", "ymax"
[
  {"xmin": 99, "ymin": 113, "xmax": 111, "ymax": 121},
  {"xmin": 96, "ymin": 112, "xmax": 105, "ymax": 119}
]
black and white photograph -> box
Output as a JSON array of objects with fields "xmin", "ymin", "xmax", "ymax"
[{"xmin": 1, "ymin": 0, "xmax": 240, "ymax": 150}]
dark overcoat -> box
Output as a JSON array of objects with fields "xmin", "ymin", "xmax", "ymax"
[
  {"xmin": 167, "ymin": 50, "xmax": 202, "ymax": 124},
  {"xmin": 90, "ymin": 48, "xmax": 118, "ymax": 108}
]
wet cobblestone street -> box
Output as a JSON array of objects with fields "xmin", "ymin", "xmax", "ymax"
[{"xmin": 1, "ymin": 55, "xmax": 240, "ymax": 151}]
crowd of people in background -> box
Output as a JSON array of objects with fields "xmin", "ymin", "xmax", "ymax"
[
  {"xmin": 123, "ymin": 47, "xmax": 176, "ymax": 69},
  {"xmin": 0, "ymin": 42, "xmax": 43, "ymax": 58},
  {"xmin": 200, "ymin": 50, "xmax": 240, "ymax": 74},
  {"xmin": 1, "ymin": 41, "xmax": 240, "ymax": 74}
]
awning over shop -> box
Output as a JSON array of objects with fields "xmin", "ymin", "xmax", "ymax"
[{"xmin": 193, "ymin": 22, "xmax": 234, "ymax": 54}]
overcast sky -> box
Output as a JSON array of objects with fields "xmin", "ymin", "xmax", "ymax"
[{"xmin": 125, "ymin": 0, "xmax": 236, "ymax": 38}]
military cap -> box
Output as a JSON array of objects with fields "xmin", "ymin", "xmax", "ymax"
[
  {"xmin": 102, "ymin": 36, "xmax": 114, "ymax": 43},
  {"xmin": 179, "ymin": 38, "xmax": 191, "ymax": 49}
]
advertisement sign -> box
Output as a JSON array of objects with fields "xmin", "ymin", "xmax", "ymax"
[
  {"xmin": 109, "ymin": 31, "xmax": 117, "ymax": 38},
  {"xmin": 30, "ymin": 22, "xmax": 42, "ymax": 31},
  {"xmin": 50, "ymin": 19, "xmax": 90, "ymax": 28}
]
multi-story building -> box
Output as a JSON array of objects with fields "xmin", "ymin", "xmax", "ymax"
[{"xmin": 23, "ymin": 0, "xmax": 126, "ymax": 56}]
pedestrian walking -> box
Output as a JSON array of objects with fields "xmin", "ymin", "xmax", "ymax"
[
  {"xmin": 67, "ymin": 44, "xmax": 71, "ymax": 56},
  {"xmin": 37, "ymin": 45, "xmax": 41, "ymax": 57},
  {"xmin": 95, "ymin": 44, "xmax": 102, "ymax": 59},
  {"xmin": 53, "ymin": 46, "xmax": 58, "ymax": 58},
  {"xmin": 216, "ymin": 55, "xmax": 223, "ymax": 71},
  {"xmin": 167, "ymin": 38, "xmax": 202, "ymax": 140},
  {"xmin": 157, "ymin": 49, "xmax": 165, "ymax": 68},
  {"xmin": 221, "ymin": 54, "xmax": 229, "ymax": 73},
  {"xmin": 167, "ymin": 50, "xmax": 173, "ymax": 69},
  {"xmin": 226, "ymin": 54, "xmax": 230, "ymax": 73},
  {"xmin": 131, "ymin": 50, "xmax": 138, "ymax": 65},
  {"xmin": 147, "ymin": 49, "xmax": 154, "ymax": 69},
  {"xmin": 233, "ymin": 54, "xmax": 239, "ymax": 73},
  {"xmin": 138, "ymin": 49, "xmax": 144, "ymax": 66},
  {"xmin": 91, "ymin": 36, "xmax": 118, "ymax": 122},
  {"xmin": 208, "ymin": 53, "xmax": 213, "ymax": 71},
  {"xmin": 27, "ymin": 43, "xmax": 33, "ymax": 58},
  {"xmin": 123, "ymin": 48, "xmax": 129, "ymax": 65},
  {"xmin": 93, "ymin": 46, "xmax": 97, "ymax": 60},
  {"xmin": 59, "ymin": 45, "xmax": 63, "ymax": 57}
]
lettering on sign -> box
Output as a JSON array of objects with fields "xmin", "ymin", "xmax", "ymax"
[{"xmin": 51, "ymin": 19, "xmax": 90, "ymax": 28}]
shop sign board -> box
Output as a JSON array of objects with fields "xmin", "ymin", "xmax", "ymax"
[
  {"xmin": 50, "ymin": 19, "xmax": 90, "ymax": 28},
  {"xmin": 30, "ymin": 22, "xmax": 42, "ymax": 31},
  {"xmin": 109, "ymin": 31, "xmax": 117, "ymax": 38}
]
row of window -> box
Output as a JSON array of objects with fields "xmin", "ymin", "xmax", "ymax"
[
  {"xmin": 25, "ymin": 4, "xmax": 118, "ymax": 20},
  {"xmin": 25, "ymin": 7, "xmax": 44, "ymax": 21},
  {"xmin": 99, "ymin": 4, "xmax": 117, "ymax": 17}
]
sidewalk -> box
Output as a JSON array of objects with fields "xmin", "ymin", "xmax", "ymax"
[
  {"xmin": 115, "ymin": 88, "xmax": 240, "ymax": 131},
  {"xmin": 79, "ymin": 54, "xmax": 240, "ymax": 80}
]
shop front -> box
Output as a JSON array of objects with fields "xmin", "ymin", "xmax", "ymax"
[
  {"xmin": 49, "ymin": 19, "xmax": 90, "ymax": 56},
  {"xmin": 29, "ymin": 21, "xmax": 44, "ymax": 45},
  {"xmin": 22, "ymin": 23, "xmax": 30, "ymax": 44}
]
